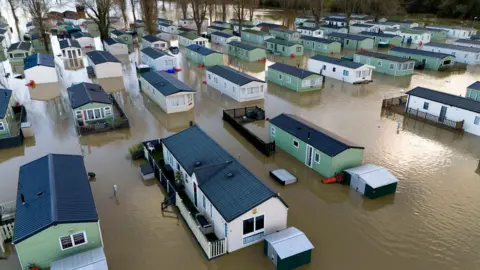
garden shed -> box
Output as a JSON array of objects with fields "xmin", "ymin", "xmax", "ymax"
[
  {"xmin": 343, "ymin": 164, "xmax": 399, "ymax": 199},
  {"xmin": 103, "ymin": 38, "xmax": 128, "ymax": 55},
  {"xmin": 185, "ymin": 44, "xmax": 223, "ymax": 66},
  {"xmin": 388, "ymin": 47, "xmax": 455, "ymax": 71},
  {"xmin": 59, "ymin": 39, "xmax": 82, "ymax": 59},
  {"xmin": 265, "ymin": 38, "xmax": 303, "ymax": 56},
  {"xmin": 24, "ymin": 53, "xmax": 58, "ymax": 84},
  {"xmin": 299, "ymin": 36, "xmax": 341, "ymax": 54},
  {"xmin": 211, "ymin": 31, "xmax": 241, "ymax": 46},
  {"xmin": 264, "ymin": 227, "xmax": 313, "ymax": 270},
  {"xmin": 327, "ymin": 32, "xmax": 374, "ymax": 50},
  {"xmin": 228, "ymin": 41, "xmax": 266, "ymax": 61}
]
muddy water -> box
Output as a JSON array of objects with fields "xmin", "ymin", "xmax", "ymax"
[{"xmin": 1, "ymin": 7, "xmax": 480, "ymax": 270}]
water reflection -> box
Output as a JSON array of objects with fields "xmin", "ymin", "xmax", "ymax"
[{"xmin": 142, "ymin": 92, "xmax": 195, "ymax": 132}]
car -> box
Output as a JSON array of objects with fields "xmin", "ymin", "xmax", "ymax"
[{"xmin": 169, "ymin": 46, "xmax": 179, "ymax": 54}]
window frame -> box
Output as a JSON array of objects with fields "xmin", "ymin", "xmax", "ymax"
[
  {"xmin": 0, "ymin": 122, "xmax": 4, "ymax": 131},
  {"xmin": 271, "ymin": 127, "xmax": 276, "ymax": 136},
  {"xmin": 314, "ymin": 152, "xmax": 320, "ymax": 164},
  {"xmin": 423, "ymin": 102, "xmax": 429, "ymax": 110},
  {"xmin": 242, "ymin": 214, "xmax": 265, "ymax": 237},
  {"xmin": 293, "ymin": 139, "xmax": 299, "ymax": 148},
  {"xmin": 59, "ymin": 231, "xmax": 88, "ymax": 251},
  {"xmin": 474, "ymin": 116, "xmax": 480, "ymax": 125}
]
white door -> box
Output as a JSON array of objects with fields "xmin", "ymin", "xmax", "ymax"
[{"xmin": 305, "ymin": 144, "xmax": 314, "ymax": 167}]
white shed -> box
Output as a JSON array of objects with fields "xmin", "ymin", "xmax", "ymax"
[
  {"xmin": 141, "ymin": 34, "xmax": 169, "ymax": 50},
  {"xmin": 206, "ymin": 65, "xmax": 266, "ymax": 102},
  {"xmin": 344, "ymin": 164, "xmax": 399, "ymax": 199},
  {"xmin": 103, "ymin": 38, "xmax": 128, "ymax": 55},
  {"xmin": 70, "ymin": 31, "xmax": 94, "ymax": 48},
  {"xmin": 422, "ymin": 42, "xmax": 480, "ymax": 65},
  {"xmin": 141, "ymin": 47, "xmax": 176, "ymax": 71},
  {"xmin": 307, "ymin": 54, "xmax": 373, "ymax": 84},
  {"xmin": 211, "ymin": 31, "xmax": 241, "ymax": 46},
  {"xmin": 59, "ymin": 39, "xmax": 83, "ymax": 59},
  {"xmin": 86, "ymin": 50, "xmax": 122, "ymax": 79},
  {"xmin": 24, "ymin": 53, "xmax": 58, "ymax": 84},
  {"xmin": 296, "ymin": 27, "xmax": 323, "ymax": 38},
  {"xmin": 50, "ymin": 247, "xmax": 108, "ymax": 270}
]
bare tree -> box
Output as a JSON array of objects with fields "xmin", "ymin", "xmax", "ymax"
[
  {"xmin": 190, "ymin": 0, "xmax": 208, "ymax": 36},
  {"xmin": 364, "ymin": 0, "xmax": 401, "ymax": 21},
  {"xmin": 140, "ymin": 0, "xmax": 158, "ymax": 34},
  {"xmin": 22, "ymin": 0, "xmax": 51, "ymax": 53},
  {"xmin": 247, "ymin": 0, "xmax": 258, "ymax": 21},
  {"xmin": 309, "ymin": 0, "xmax": 325, "ymax": 24},
  {"xmin": 80, "ymin": 0, "xmax": 114, "ymax": 41},
  {"xmin": 115, "ymin": 0, "xmax": 128, "ymax": 28},
  {"xmin": 179, "ymin": 0, "xmax": 188, "ymax": 18},
  {"xmin": 6, "ymin": 0, "xmax": 21, "ymax": 40},
  {"xmin": 207, "ymin": 0, "xmax": 215, "ymax": 23},
  {"xmin": 129, "ymin": 0, "xmax": 137, "ymax": 22},
  {"xmin": 337, "ymin": 0, "xmax": 361, "ymax": 33},
  {"xmin": 220, "ymin": 0, "xmax": 227, "ymax": 21},
  {"xmin": 162, "ymin": 0, "xmax": 166, "ymax": 11},
  {"xmin": 232, "ymin": 0, "xmax": 248, "ymax": 36}
]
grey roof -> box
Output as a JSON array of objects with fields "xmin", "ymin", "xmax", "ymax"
[
  {"xmin": 423, "ymin": 42, "xmax": 480, "ymax": 53},
  {"xmin": 207, "ymin": 65, "xmax": 264, "ymax": 86},
  {"xmin": 389, "ymin": 46, "xmax": 452, "ymax": 59},
  {"xmin": 328, "ymin": 32, "xmax": 371, "ymax": 41},
  {"xmin": 266, "ymin": 38, "xmax": 298, "ymax": 46},
  {"xmin": 344, "ymin": 164, "xmax": 398, "ymax": 189},
  {"xmin": 0, "ymin": 88, "xmax": 12, "ymax": 119},
  {"xmin": 406, "ymin": 86, "xmax": 480, "ymax": 114},
  {"xmin": 468, "ymin": 81, "xmax": 480, "ymax": 90},
  {"xmin": 257, "ymin": 22, "xmax": 283, "ymax": 28},
  {"xmin": 455, "ymin": 39, "xmax": 480, "ymax": 46},
  {"xmin": 271, "ymin": 28, "xmax": 297, "ymax": 34},
  {"xmin": 359, "ymin": 31, "xmax": 400, "ymax": 38},
  {"xmin": 300, "ymin": 35, "xmax": 336, "ymax": 44},
  {"xmin": 186, "ymin": 44, "xmax": 219, "ymax": 56},
  {"xmin": 320, "ymin": 24, "xmax": 346, "ymax": 29},
  {"xmin": 264, "ymin": 227, "xmax": 314, "ymax": 260},
  {"xmin": 104, "ymin": 37, "xmax": 125, "ymax": 45},
  {"xmin": 141, "ymin": 71, "xmax": 195, "ymax": 96},
  {"xmin": 111, "ymin": 29, "xmax": 127, "ymax": 36},
  {"xmin": 161, "ymin": 125, "xmax": 283, "ymax": 222},
  {"xmin": 228, "ymin": 41, "xmax": 261, "ymax": 51},
  {"xmin": 141, "ymin": 47, "xmax": 169, "ymax": 59},
  {"xmin": 310, "ymin": 54, "xmax": 365, "ymax": 69},
  {"xmin": 211, "ymin": 31, "xmax": 234, "ymax": 38},
  {"xmin": 51, "ymin": 247, "xmax": 108, "ymax": 270},
  {"xmin": 269, "ymin": 63, "xmax": 318, "ymax": 79},
  {"xmin": 59, "ymin": 39, "xmax": 81, "ymax": 49},
  {"xmin": 355, "ymin": 50, "xmax": 414, "ymax": 63},
  {"xmin": 0, "ymin": 28, "xmax": 7, "ymax": 35},
  {"xmin": 270, "ymin": 114, "xmax": 364, "ymax": 157},
  {"xmin": 71, "ymin": 31, "xmax": 93, "ymax": 38},
  {"xmin": 86, "ymin": 50, "xmax": 120, "ymax": 64},
  {"xmin": 13, "ymin": 154, "xmax": 98, "ymax": 244},
  {"xmin": 7, "ymin": 41, "xmax": 32, "ymax": 52},
  {"xmin": 67, "ymin": 82, "xmax": 111, "ymax": 109},
  {"xmin": 412, "ymin": 27, "xmax": 445, "ymax": 32},
  {"xmin": 142, "ymin": 34, "xmax": 162, "ymax": 43},
  {"xmin": 24, "ymin": 53, "xmax": 55, "ymax": 70},
  {"xmin": 208, "ymin": 26, "xmax": 228, "ymax": 31},
  {"xmin": 351, "ymin": 23, "xmax": 374, "ymax": 27},
  {"xmin": 427, "ymin": 25, "xmax": 474, "ymax": 31},
  {"xmin": 296, "ymin": 26, "xmax": 320, "ymax": 31},
  {"xmin": 324, "ymin": 17, "xmax": 347, "ymax": 22}
]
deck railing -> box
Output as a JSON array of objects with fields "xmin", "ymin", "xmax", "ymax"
[
  {"xmin": 406, "ymin": 108, "xmax": 464, "ymax": 132},
  {"xmin": 175, "ymin": 193, "xmax": 227, "ymax": 259},
  {"xmin": 0, "ymin": 222, "xmax": 14, "ymax": 253},
  {"xmin": 0, "ymin": 200, "xmax": 16, "ymax": 222}
]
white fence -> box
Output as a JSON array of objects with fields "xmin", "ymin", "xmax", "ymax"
[
  {"xmin": 0, "ymin": 200, "xmax": 16, "ymax": 221},
  {"xmin": 175, "ymin": 193, "xmax": 227, "ymax": 259},
  {"xmin": 0, "ymin": 222, "xmax": 14, "ymax": 253}
]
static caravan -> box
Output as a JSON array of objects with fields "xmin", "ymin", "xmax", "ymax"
[
  {"xmin": 71, "ymin": 31, "xmax": 94, "ymax": 48},
  {"xmin": 229, "ymin": 19, "xmax": 256, "ymax": 33},
  {"xmin": 354, "ymin": 50, "xmax": 414, "ymax": 76},
  {"xmin": 207, "ymin": 26, "xmax": 233, "ymax": 36},
  {"xmin": 324, "ymin": 17, "xmax": 347, "ymax": 27},
  {"xmin": 344, "ymin": 164, "xmax": 399, "ymax": 199},
  {"xmin": 269, "ymin": 113, "xmax": 364, "ymax": 177},
  {"xmin": 426, "ymin": 25, "xmax": 477, "ymax": 39},
  {"xmin": 466, "ymin": 81, "xmax": 480, "ymax": 101},
  {"xmin": 178, "ymin": 18, "xmax": 209, "ymax": 33},
  {"xmin": 327, "ymin": 32, "xmax": 374, "ymax": 50},
  {"xmin": 86, "ymin": 50, "xmax": 122, "ymax": 79},
  {"xmin": 412, "ymin": 27, "xmax": 448, "ymax": 42},
  {"xmin": 141, "ymin": 47, "xmax": 176, "ymax": 71},
  {"xmin": 158, "ymin": 22, "xmax": 178, "ymax": 34},
  {"xmin": 358, "ymin": 31, "xmax": 402, "ymax": 47},
  {"xmin": 140, "ymin": 71, "xmax": 195, "ymax": 114},
  {"xmin": 59, "ymin": 39, "xmax": 82, "ymax": 60},
  {"xmin": 24, "ymin": 53, "xmax": 58, "ymax": 84},
  {"xmin": 319, "ymin": 25, "xmax": 348, "ymax": 35},
  {"xmin": 255, "ymin": 22, "xmax": 286, "ymax": 33},
  {"xmin": 110, "ymin": 29, "xmax": 133, "ymax": 45},
  {"xmin": 178, "ymin": 32, "xmax": 208, "ymax": 47},
  {"xmin": 0, "ymin": 88, "xmax": 13, "ymax": 137},
  {"xmin": 388, "ymin": 47, "xmax": 455, "ymax": 70},
  {"xmin": 405, "ymin": 86, "xmax": 480, "ymax": 136},
  {"xmin": 12, "ymin": 154, "xmax": 104, "ymax": 270},
  {"xmin": 300, "ymin": 20, "xmax": 317, "ymax": 28},
  {"xmin": 307, "ymin": 54, "xmax": 373, "ymax": 84},
  {"xmin": 300, "ymin": 36, "xmax": 341, "ymax": 54},
  {"xmin": 264, "ymin": 227, "xmax": 313, "ymax": 270},
  {"xmin": 296, "ymin": 27, "xmax": 323, "ymax": 38},
  {"xmin": 211, "ymin": 32, "xmax": 241, "ymax": 46},
  {"xmin": 103, "ymin": 38, "xmax": 128, "ymax": 55},
  {"xmin": 141, "ymin": 34, "xmax": 168, "ymax": 50},
  {"xmin": 211, "ymin": 21, "xmax": 232, "ymax": 29},
  {"xmin": 294, "ymin": 16, "xmax": 312, "ymax": 26},
  {"xmin": 206, "ymin": 65, "xmax": 266, "ymax": 102},
  {"xmin": 384, "ymin": 29, "xmax": 431, "ymax": 45},
  {"xmin": 454, "ymin": 39, "xmax": 480, "ymax": 49},
  {"xmin": 349, "ymin": 23, "xmax": 375, "ymax": 34},
  {"xmin": 185, "ymin": 44, "xmax": 223, "ymax": 66},
  {"xmin": 422, "ymin": 42, "xmax": 480, "ymax": 65},
  {"xmin": 157, "ymin": 18, "xmax": 174, "ymax": 25},
  {"xmin": 265, "ymin": 39, "xmax": 304, "ymax": 57},
  {"xmin": 267, "ymin": 62, "xmax": 324, "ymax": 92},
  {"xmin": 7, "ymin": 42, "xmax": 33, "ymax": 73},
  {"xmin": 365, "ymin": 21, "xmax": 400, "ymax": 32},
  {"xmin": 387, "ymin": 20, "xmax": 418, "ymax": 29},
  {"xmin": 228, "ymin": 41, "xmax": 267, "ymax": 62},
  {"xmin": 269, "ymin": 29, "xmax": 301, "ymax": 42},
  {"xmin": 241, "ymin": 29, "xmax": 274, "ymax": 45}
]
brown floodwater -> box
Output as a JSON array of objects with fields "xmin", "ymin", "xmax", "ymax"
[{"xmin": 1, "ymin": 7, "xmax": 480, "ymax": 270}]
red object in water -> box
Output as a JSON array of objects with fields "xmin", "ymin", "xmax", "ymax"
[
  {"xmin": 322, "ymin": 177, "xmax": 337, "ymax": 184},
  {"xmin": 202, "ymin": 80, "xmax": 206, "ymax": 84},
  {"xmin": 290, "ymin": 54, "xmax": 296, "ymax": 58},
  {"xmin": 257, "ymin": 58, "xmax": 267, "ymax": 63},
  {"xmin": 160, "ymin": 70, "xmax": 166, "ymax": 72},
  {"xmin": 29, "ymin": 266, "xmax": 39, "ymax": 270},
  {"xmin": 197, "ymin": 64, "xmax": 205, "ymax": 68},
  {"xmin": 25, "ymin": 80, "xmax": 35, "ymax": 87},
  {"xmin": 174, "ymin": 68, "xmax": 182, "ymax": 72},
  {"xmin": 419, "ymin": 41, "xmax": 423, "ymax": 46}
]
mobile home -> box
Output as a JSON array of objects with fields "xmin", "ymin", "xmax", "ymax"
[
  {"xmin": 412, "ymin": 27, "xmax": 448, "ymax": 42},
  {"xmin": 324, "ymin": 17, "xmax": 347, "ymax": 27},
  {"xmin": 141, "ymin": 34, "xmax": 169, "ymax": 50},
  {"xmin": 211, "ymin": 32, "xmax": 241, "ymax": 46},
  {"xmin": 349, "ymin": 23, "xmax": 375, "ymax": 34},
  {"xmin": 228, "ymin": 41, "xmax": 267, "ymax": 62},
  {"xmin": 185, "ymin": 44, "xmax": 224, "ymax": 66},
  {"xmin": 308, "ymin": 54, "xmax": 373, "ymax": 84},
  {"xmin": 354, "ymin": 50, "xmax": 414, "ymax": 76},
  {"xmin": 71, "ymin": 31, "xmax": 94, "ymax": 48},
  {"xmin": 327, "ymin": 32, "xmax": 374, "ymax": 50},
  {"xmin": 299, "ymin": 36, "xmax": 341, "ymax": 54},
  {"xmin": 241, "ymin": 29, "xmax": 274, "ymax": 45},
  {"xmin": 178, "ymin": 18, "xmax": 209, "ymax": 33},
  {"xmin": 59, "ymin": 39, "xmax": 83, "ymax": 59},
  {"xmin": 0, "ymin": 88, "xmax": 13, "ymax": 137},
  {"xmin": 358, "ymin": 31, "xmax": 402, "ymax": 47},
  {"xmin": 24, "ymin": 53, "xmax": 58, "ymax": 84},
  {"xmin": 86, "ymin": 50, "xmax": 122, "ymax": 79},
  {"xmin": 67, "ymin": 82, "xmax": 114, "ymax": 127},
  {"xmin": 454, "ymin": 39, "xmax": 480, "ymax": 49},
  {"xmin": 422, "ymin": 42, "xmax": 480, "ymax": 65},
  {"xmin": 103, "ymin": 37, "xmax": 128, "ymax": 55},
  {"xmin": 466, "ymin": 81, "xmax": 480, "ymax": 101},
  {"xmin": 8, "ymin": 41, "xmax": 33, "ymax": 73},
  {"xmin": 178, "ymin": 32, "xmax": 208, "ymax": 47},
  {"xmin": 211, "ymin": 21, "xmax": 232, "ymax": 29},
  {"xmin": 110, "ymin": 29, "xmax": 133, "ymax": 45},
  {"xmin": 296, "ymin": 27, "xmax": 324, "ymax": 38},
  {"xmin": 383, "ymin": 29, "xmax": 431, "ymax": 45},
  {"xmin": 141, "ymin": 47, "xmax": 176, "ymax": 71},
  {"xmin": 265, "ymin": 39, "xmax": 304, "ymax": 57},
  {"xmin": 318, "ymin": 25, "xmax": 348, "ymax": 35},
  {"xmin": 302, "ymin": 20, "xmax": 317, "ymax": 28},
  {"xmin": 386, "ymin": 20, "xmax": 418, "ymax": 29},
  {"xmin": 267, "ymin": 62, "xmax": 324, "ymax": 92},
  {"xmin": 388, "ymin": 47, "xmax": 455, "ymax": 70},
  {"xmin": 158, "ymin": 22, "xmax": 178, "ymax": 34},
  {"xmin": 207, "ymin": 26, "xmax": 233, "ymax": 36},
  {"xmin": 426, "ymin": 25, "xmax": 477, "ymax": 39},
  {"xmin": 269, "ymin": 28, "xmax": 301, "ymax": 42}
]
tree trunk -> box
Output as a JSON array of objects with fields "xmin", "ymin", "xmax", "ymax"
[
  {"xmin": 221, "ymin": 3, "xmax": 226, "ymax": 21},
  {"xmin": 196, "ymin": 21, "xmax": 201, "ymax": 36},
  {"xmin": 162, "ymin": 0, "xmax": 166, "ymax": 11},
  {"xmin": 131, "ymin": 0, "xmax": 137, "ymax": 22},
  {"xmin": 181, "ymin": 4, "xmax": 187, "ymax": 19},
  {"xmin": 12, "ymin": 12, "xmax": 21, "ymax": 41}
]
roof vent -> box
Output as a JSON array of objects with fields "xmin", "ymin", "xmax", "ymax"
[
  {"xmin": 21, "ymin": 193, "xmax": 25, "ymax": 204},
  {"xmin": 195, "ymin": 161, "xmax": 202, "ymax": 167},
  {"xmin": 226, "ymin": 172, "xmax": 234, "ymax": 178},
  {"xmin": 296, "ymin": 127, "xmax": 302, "ymax": 130},
  {"xmin": 37, "ymin": 191, "xmax": 44, "ymax": 197}
]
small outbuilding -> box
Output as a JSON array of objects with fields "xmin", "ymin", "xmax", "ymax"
[
  {"xmin": 86, "ymin": 50, "xmax": 122, "ymax": 79},
  {"xmin": 299, "ymin": 36, "xmax": 341, "ymax": 54},
  {"xmin": 140, "ymin": 47, "xmax": 176, "ymax": 71},
  {"xmin": 422, "ymin": 42, "xmax": 480, "ymax": 65},
  {"xmin": 344, "ymin": 164, "xmax": 399, "ymax": 199},
  {"xmin": 211, "ymin": 31, "xmax": 241, "ymax": 46},
  {"xmin": 264, "ymin": 227, "xmax": 313, "ymax": 270},
  {"xmin": 354, "ymin": 50, "xmax": 414, "ymax": 76},
  {"xmin": 24, "ymin": 53, "xmax": 58, "ymax": 84},
  {"xmin": 265, "ymin": 38, "xmax": 304, "ymax": 57},
  {"xmin": 267, "ymin": 63, "xmax": 324, "ymax": 92},
  {"xmin": 59, "ymin": 39, "xmax": 83, "ymax": 59},
  {"xmin": 178, "ymin": 32, "xmax": 208, "ymax": 47},
  {"xmin": 388, "ymin": 47, "xmax": 455, "ymax": 71},
  {"xmin": 71, "ymin": 31, "xmax": 94, "ymax": 48},
  {"xmin": 50, "ymin": 247, "xmax": 108, "ymax": 270},
  {"xmin": 185, "ymin": 44, "xmax": 223, "ymax": 66},
  {"xmin": 307, "ymin": 54, "xmax": 373, "ymax": 84},
  {"xmin": 141, "ymin": 34, "xmax": 168, "ymax": 50},
  {"xmin": 103, "ymin": 37, "xmax": 128, "ymax": 55},
  {"xmin": 327, "ymin": 32, "xmax": 374, "ymax": 50},
  {"xmin": 227, "ymin": 41, "xmax": 266, "ymax": 62}
]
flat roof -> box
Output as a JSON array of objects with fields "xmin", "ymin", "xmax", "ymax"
[{"xmin": 344, "ymin": 164, "xmax": 399, "ymax": 189}]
